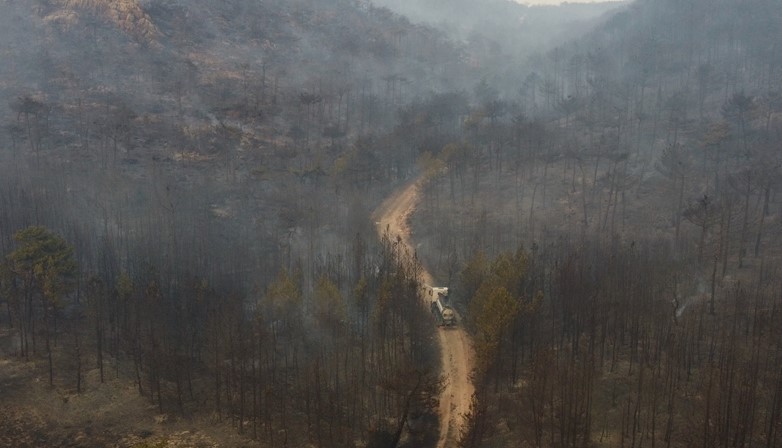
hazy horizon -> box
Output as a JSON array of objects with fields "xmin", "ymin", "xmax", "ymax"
[{"xmin": 518, "ymin": 0, "xmax": 625, "ymax": 5}]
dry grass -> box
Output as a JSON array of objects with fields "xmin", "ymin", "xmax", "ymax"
[{"xmin": 0, "ymin": 329, "xmax": 261, "ymax": 447}]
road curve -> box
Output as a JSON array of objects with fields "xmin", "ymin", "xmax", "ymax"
[{"xmin": 372, "ymin": 177, "xmax": 475, "ymax": 448}]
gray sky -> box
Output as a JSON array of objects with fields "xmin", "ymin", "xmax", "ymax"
[{"xmin": 517, "ymin": 0, "xmax": 617, "ymax": 5}]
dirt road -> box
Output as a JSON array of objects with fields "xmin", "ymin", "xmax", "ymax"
[{"xmin": 373, "ymin": 178, "xmax": 475, "ymax": 448}]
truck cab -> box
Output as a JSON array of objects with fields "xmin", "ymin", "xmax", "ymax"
[{"xmin": 425, "ymin": 285, "xmax": 456, "ymax": 326}]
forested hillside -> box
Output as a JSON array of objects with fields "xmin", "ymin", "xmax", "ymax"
[
  {"xmin": 0, "ymin": 0, "xmax": 474, "ymax": 303},
  {"xmin": 0, "ymin": 0, "xmax": 471, "ymax": 446},
  {"xmin": 370, "ymin": 0, "xmax": 624, "ymax": 91},
  {"xmin": 404, "ymin": 0, "xmax": 782, "ymax": 446}
]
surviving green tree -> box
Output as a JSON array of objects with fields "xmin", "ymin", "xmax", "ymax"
[{"xmin": 8, "ymin": 226, "xmax": 77, "ymax": 383}]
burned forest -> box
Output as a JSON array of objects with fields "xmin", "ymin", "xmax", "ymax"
[{"xmin": 1, "ymin": 0, "xmax": 782, "ymax": 447}]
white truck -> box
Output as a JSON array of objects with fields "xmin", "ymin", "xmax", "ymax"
[{"xmin": 424, "ymin": 285, "xmax": 456, "ymax": 327}]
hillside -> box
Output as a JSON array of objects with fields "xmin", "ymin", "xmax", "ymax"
[
  {"xmin": 404, "ymin": 0, "xmax": 782, "ymax": 446},
  {"xmin": 0, "ymin": 0, "xmax": 471, "ymax": 446},
  {"xmin": 369, "ymin": 0, "xmax": 626, "ymax": 92},
  {"xmin": 0, "ymin": 0, "xmax": 477, "ymax": 284},
  {"xmin": 3, "ymin": 0, "xmax": 782, "ymax": 447}
]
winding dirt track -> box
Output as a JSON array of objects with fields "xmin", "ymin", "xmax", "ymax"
[{"xmin": 373, "ymin": 177, "xmax": 475, "ymax": 448}]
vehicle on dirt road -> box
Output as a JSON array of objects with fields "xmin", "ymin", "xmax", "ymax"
[{"xmin": 424, "ymin": 285, "xmax": 456, "ymax": 327}]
